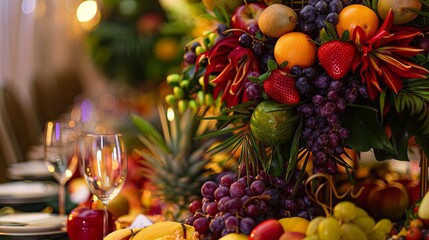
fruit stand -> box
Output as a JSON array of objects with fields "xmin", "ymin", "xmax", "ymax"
[{"xmin": 83, "ymin": 0, "xmax": 429, "ymax": 239}]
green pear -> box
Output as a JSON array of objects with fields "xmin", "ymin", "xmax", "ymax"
[{"xmin": 418, "ymin": 191, "xmax": 429, "ymax": 219}]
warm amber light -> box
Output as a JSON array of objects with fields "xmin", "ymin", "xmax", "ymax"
[
  {"xmin": 45, "ymin": 122, "xmax": 53, "ymax": 146},
  {"xmin": 76, "ymin": 0, "xmax": 98, "ymax": 23}
]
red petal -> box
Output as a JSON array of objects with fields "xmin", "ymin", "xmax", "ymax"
[
  {"xmin": 380, "ymin": 66, "xmax": 403, "ymax": 93},
  {"xmin": 368, "ymin": 54, "xmax": 383, "ymax": 76},
  {"xmin": 389, "ymin": 29, "xmax": 422, "ymax": 46},
  {"xmin": 363, "ymin": 70, "xmax": 382, "ymax": 99},
  {"xmin": 387, "ymin": 63, "xmax": 428, "ymax": 79},
  {"xmin": 374, "ymin": 52, "xmax": 412, "ymax": 72},
  {"xmin": 353, "ymin": 26, "xmax": 367, "ymax": 46},
  {"xmin": 379, "ymin": 8, "xmax": 394, "ymax": 33},
  {"xmin": 375, "ymin": 46, "xmax": 424, "ymax": 57},
  {"xmin": 399, "ymin": 57, "xmax": 429, "ymax": 75}
]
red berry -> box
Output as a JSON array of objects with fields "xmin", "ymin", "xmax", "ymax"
[
  {"xmin": 318, "ymin": 40, "xmax": 356, "ymax": 80},
  {"xmin": 263, "ymin": 68, "xmax": 300, "ymax": 104}
]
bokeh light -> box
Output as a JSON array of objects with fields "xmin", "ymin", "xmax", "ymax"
[
  {"xmin": 76, "ymin": 0, "xmax": 98, "ymax": 22},
  {"xmin": 21, "ymin": 0, "xmax": 36, "ymax": 14}
]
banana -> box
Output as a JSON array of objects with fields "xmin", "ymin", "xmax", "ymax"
[
  {"xmin": 418, "ymin": 191, "xmax": 429, "ymax": 220},
  {"xmin": 104, "ymin": 228, "xmax": 143, "ymax": 240},
  {"xmin": 132, "ymin": 221, "xmax": 195, "ymax": 240}
]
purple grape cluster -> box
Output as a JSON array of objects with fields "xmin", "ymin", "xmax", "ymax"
[
  {"xmin": 237, "ymin": 23, "xmax": 276, "ymax": 73},
  {"xmin": 294, "ymin": 67, "xmax": 368, "ymax": 175},
  {"xmin": 236, "ymin": 23, "xmax": 278, "ymax": 101},
  {"xmin": 185, "ymin": 171, "xmax": 323, "ymax": 239},
  {"xmin": 298, "ymin": 0, "xmax": 363, "ymax": 39}
]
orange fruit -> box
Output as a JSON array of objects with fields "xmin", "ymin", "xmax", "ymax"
[
  {"xmin": 274, "ymin": 32, "xmax": 316, "ymax": 69},
  {"xmin": 336, "ymin": 4, "xmax": 379, "ymax": 40}
]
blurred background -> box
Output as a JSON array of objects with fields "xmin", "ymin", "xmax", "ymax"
[{"xmin": 0, "ymin": 0, "xmax": 212, "ymax": 182}]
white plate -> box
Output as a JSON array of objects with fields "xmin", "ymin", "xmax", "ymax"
[
  {"xmin": 7, "ymin": 160, "xmax": 51, "ymax": 180},
  {"xmin": 0, "ymin": 229, "xmax": 66, "ymax": 237},
  {"xmin": 0, "ymin": 181, "xmax": 57, "ymax": 204},
  {"xmin": 0, "ymin": 213, "xmax": 66, "ymax": 233}
]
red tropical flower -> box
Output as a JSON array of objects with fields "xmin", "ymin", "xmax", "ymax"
[
  {"xmin": 351, "ymin": 9, "xmax": 429, "ymax": 99},
  {"xmin": 201, "ymin": 36, "xmax": 260, "ymax": 107}
]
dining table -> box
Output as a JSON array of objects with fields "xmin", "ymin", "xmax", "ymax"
[{"xmin": 0, "ymin": 160, "xmax": 74, "ymax": 240}]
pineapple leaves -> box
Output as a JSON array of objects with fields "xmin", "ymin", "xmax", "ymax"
[{"xmin": 130, "ymin": 113, "xmax": 168, "ymax": 151}]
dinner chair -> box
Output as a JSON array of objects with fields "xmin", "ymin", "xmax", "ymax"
[
  {"xmin": 0, "ymin": 83, "xmax": 44, "ymax": 165},
  {"xmin": 0, "ymin": 122, "xmax": 11, "ymax": 183},
  {"xmin": 31, "ymin": 71, "xmax": 83, "ymax": 128}
]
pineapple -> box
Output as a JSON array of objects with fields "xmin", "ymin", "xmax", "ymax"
[{"xmin": 131, "ymin": 104, "xmax": 229, "ymax": 221}]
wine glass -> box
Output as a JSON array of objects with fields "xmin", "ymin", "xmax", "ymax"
[
  {"xmin": 81, "ymin": 133, "xmax": 127, "ymax": 238},
  {"xmin": 44, "ymin": 119, "xmax": 80, "ymax": 216}
]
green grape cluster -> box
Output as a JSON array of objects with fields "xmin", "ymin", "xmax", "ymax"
[
  {"xmin": 164, "ymin": 30, "xmax": 220, "ymax": 113},
  {"xmin": 164, "ymin": 73, "xmax": 217, "ymax": 113},
  {"xmin": 305, "ymin": 201, "xmax": 393, "ymax": 240}
]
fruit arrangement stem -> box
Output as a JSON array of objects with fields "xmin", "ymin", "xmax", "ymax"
[
  {"xmin": 305, "ymin": 173, "xmax": 364, "ymax": 217},
  {"xmin": 420, "ymin": 149, "xmax": 428, "ymax": 198}
]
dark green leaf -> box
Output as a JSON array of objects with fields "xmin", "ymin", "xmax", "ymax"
[
  {"xmin": 325, "ymin": 21, "xmax": 338, "ymax": 40},
  {"xmin": 340, "ymin": 30, "xmax": 350, "ymax": 42},
  {"xmin": 268, "ymin": 59, "xmax": 278, "ymax": 71},
  {"xmin": 342, "ymin": 104, "xmax": 395, "ymax": 153}
]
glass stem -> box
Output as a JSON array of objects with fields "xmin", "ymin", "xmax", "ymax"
[
  {"xmin": 58, "ymin": 183, "xmax": 66, "ymax": 215},
  {"xmin": 103, "ymin": 202, "xmax": 109, "ymax": 238}
]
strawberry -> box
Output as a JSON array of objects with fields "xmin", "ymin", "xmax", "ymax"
[
  {"xmin": 318, "ymin": 40, "xmax": 356, "ymax": 80},
  {"xmin": 263, "ymin": 68, "xmax": 300, "ymax": 104}
]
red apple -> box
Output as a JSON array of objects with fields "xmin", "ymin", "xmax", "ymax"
[
  {"xmin": 249, "ymin": 219, "xmax": 284, "ymax": 240},
  {"xmin": 405, "ymin": 180, "xmax": 421, "ymax": 206},
  {"xmin": 367, "ymin": 182, "xmax": 409, "ymax": 220},
  {"xmin": 279, "ymin": 231, "xmax": 306, "ymax": 240},
  {"xmin": 407, "ymin": 226, "xmax": 423, "ymax": 240},
  {"xmin": 67, "ymin": 205, "xmax": 115, "ymax": 240},
  {"xmin": 230, "ymin": 3, "xmax": 266, "ymax": 31},
  {"xmin": 353, "ymin": 179, "xmax": 384, "ymax": 211}
]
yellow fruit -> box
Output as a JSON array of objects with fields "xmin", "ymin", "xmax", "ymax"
[
  {"xmin": 333, "ymin": 201, "xmax": 356, "ymax": 222},
  {"xmin": 104, "ymin": 228, "xmax": 143, "ymax": 240},
  {"xmin": 274, "ymin": 32, "xmax": 316, "ymax": 69},
  {"xmin": 418, "ymin": 191, "xmax": 429, "ymax": 219},
  {"xmin": 355, "ymin": 207, "xmax": 369, "ymax": 218},
  {"xmin": 306, "ymin": 216, "xmax": 325, "ymax": 236},
  {"xmin": 377, "ymin": 0, "xmax": 421, "ymax": 25},
  {"xmin": 336, "ymin": 4, "xmax": 379, "ymax": 40},
  {"xmin": 133, "ymin": 221, "xmax": 195, "ymax": 240},
  {"xmin": 367, "ymin": 229, "xmax": 385, "ymax": 240},
  {"xmin": 352, "ymin": 216, "xmax": 376, "ymax": 234},
  {"xmin": 340, "ymin": 223, "xmax": 368, "ymax": 240},
  {"xmin": 373, "ymin": 218, "xmax": 392, "ymax": 234},
  {"xmin": 318, "ymin": 217, "xmax": 341, "ymax": 240},
  {"xmin": 95, "ymin": 194, "xmax": 130, "ymax": 219},
  {"xmin": 278, "ymin": 217, "xmax": 309, "ymax": 234},
  {"xmin": 219, "ymin": 233, "xmax": 249, "ymax": 240},
  {"xmin": 258, "ymin": 4, "xmax": 297, "ymax": 38}
]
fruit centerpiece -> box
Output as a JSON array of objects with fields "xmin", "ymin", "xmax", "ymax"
[{"xmin": 108, "ymin": 0, "xmax": 429, "ymax": 239}]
